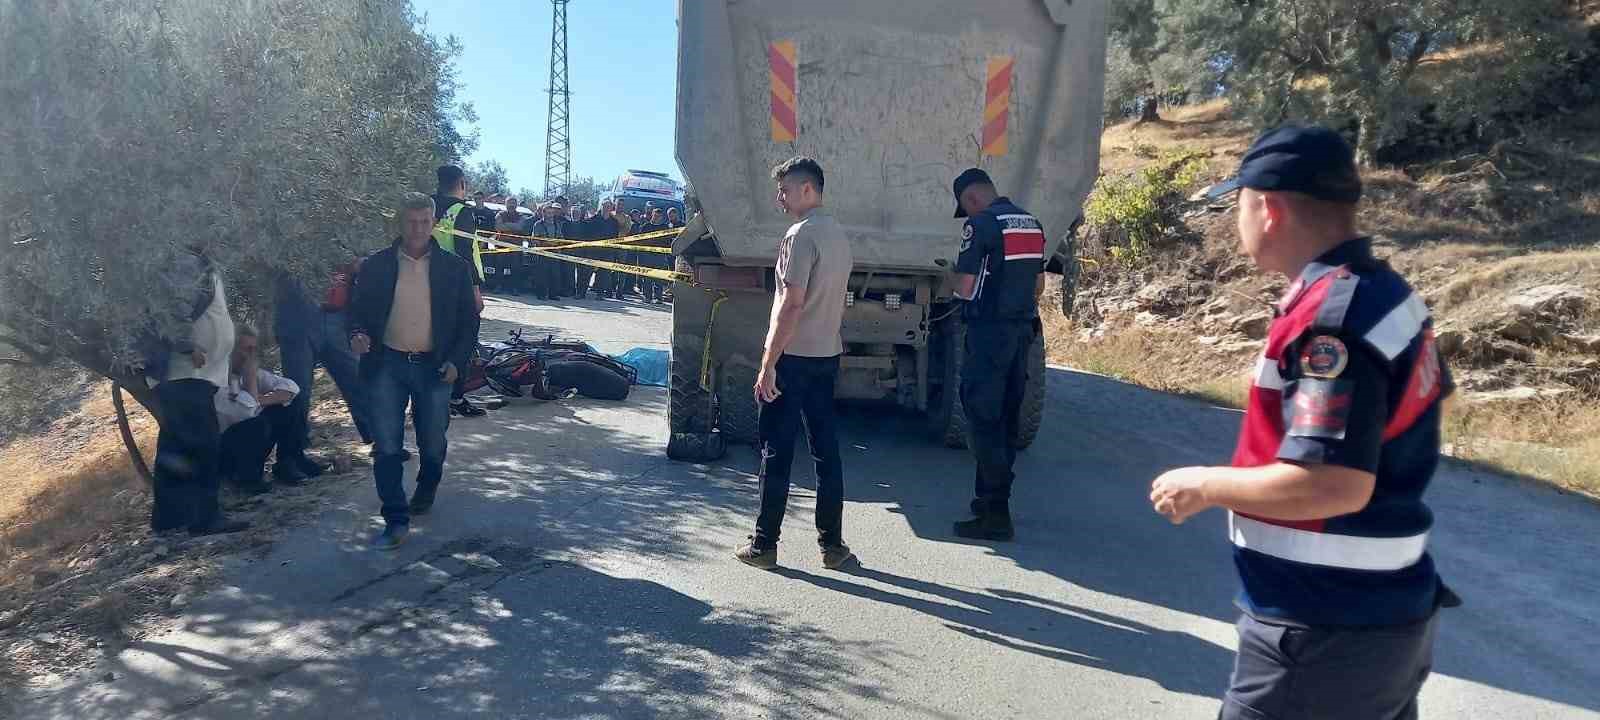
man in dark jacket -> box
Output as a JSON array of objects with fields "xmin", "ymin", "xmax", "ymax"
[
  {"xmin": 431, "ymin": 165, "xmax": 488, "ymax": 418},
  {"xmin": 525, "ymin": 200, "xmax": 570, "ymax": 301},
  {"xmin": 590, "ymin": 200, "xmax": 622, "ymax": 299},
  {"xmin": 635, "ymin": 206, "xmax": 672, "ymax": 304},
  {"xmin": 348, "ymin": 192, "xmax": 480, "ymax": 550}
]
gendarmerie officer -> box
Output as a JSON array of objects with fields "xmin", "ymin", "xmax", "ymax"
[
  {"xmin": 1148, "ymin": 126, "xmax": 1460, "ymax": 719},
  {"xmin": 948, "ymin": 168, "xmax": 1046, "ymax": 542}
]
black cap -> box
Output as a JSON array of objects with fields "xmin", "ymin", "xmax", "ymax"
[
  {"xmin": 951, "ymin": 168, "xmax": 994, "ymax": 218},
  {"xmin": 1207, "ymin": 125, "xmax": 1362, "ymax": 204}
]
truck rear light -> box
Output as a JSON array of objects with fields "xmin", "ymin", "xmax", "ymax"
[
  {"xmin": 885, "ymin": 295, "xmax": 902, "ymax": 311},
  {"xmin": 845, "ymin": 291, "xmax": 855, "ymax": 308}
]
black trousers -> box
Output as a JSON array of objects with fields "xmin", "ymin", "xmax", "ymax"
[
  {"xmin": 218, "ymin": 404, "xmax": 298, "ymax": 484},
  {"xmin": 1220, "ymin": 612, "xmax": 1437, "ymax": 720},
  {"xmin": 593, "ymin": 249, "xmax": 615, "ymax": 296},
  {"xmin": 616, "ymin": 251, "xmax": 639, "ymax": 295},
  {"xmin": 753, "ymin": 354, "xmax": 844, "ymax": 549},
  {"xmin": 961, "ymin": 320, "xmax": 1035, "ymax": 508},
  {"xmin": 151, "ymin": 378, "xmax": 223, "ymax": 532},
  {"xmin": 574, "ymin": 250, "xmax": 598, "ymax": 296}
]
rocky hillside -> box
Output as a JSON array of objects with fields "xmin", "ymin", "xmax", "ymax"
[{"xmin": 1046, "ymin": 101, "xmax": 1600, "ymax": 496}]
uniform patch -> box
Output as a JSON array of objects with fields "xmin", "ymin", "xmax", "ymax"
[
  {"xmin": 1287, "ymin": 379, "xmax": 1353, "ymax": 440},
  {"xmin": 960, "ymin": 223, "xmax": 974, "ymax": 252},
  {"xmin": 1301, "ymin": 335, "xmax": 1349, "ymax": 379}
]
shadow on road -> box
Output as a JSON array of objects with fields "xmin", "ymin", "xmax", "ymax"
[
  {"xmin": 824, "ymin": 366, "xmax": 1600, "ymax": 714},
  {"xmin": 110, "ymin": 563, "xmax": 909, "ymax": 720},
  {"xmin": 774, "ymin": 565, "xmax": 1232, "ymax": 698},
  {"xmin": 21, "ymin": 347, "xmax": 1599, "ymax": 717}
]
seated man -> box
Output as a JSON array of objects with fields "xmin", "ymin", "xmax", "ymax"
[{"xmin": 215, "ymin": 324, "xmax": 305, "ymax": 493}]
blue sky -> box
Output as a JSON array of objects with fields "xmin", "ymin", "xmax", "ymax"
[{"xmin": 414, "ymin": 0, "xmax": 680, "ymax": 194}]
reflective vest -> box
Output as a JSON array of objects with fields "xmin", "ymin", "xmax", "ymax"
[{"xmin": 433, "ymin": 201, "xmax": 484, "ymax": 279}]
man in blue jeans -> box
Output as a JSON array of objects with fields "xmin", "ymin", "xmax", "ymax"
[
  {"xmin": 349, "ymin": 192, "xmax": 480, "ymax": 550},
  {"xmin": 275, "ymin": 264, "xmax": 373, "ymax": 460},
  {"xmin": 734, "ymin": 156, "xmax": 855, "ymax": 571}
]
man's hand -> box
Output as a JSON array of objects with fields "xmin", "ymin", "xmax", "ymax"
[
  {"xmin": 439, "ymin": 361, "xmax": 459, "ymax": 385},
  {"xmin": 1150, "ymin": 466, "xmax": 1217, "ymax": 525},
  {"xmin": 259, "ymin": 390, "xmax": 294, "ymax": 407},
  {"xmin": 190, "ymin": 349, "xmax": 207, "ymax": 368},
  {"xmin": 474, "ymin": 287, "xmax": 485, "ymax": 314},
  {"xmin": 351, "ymin": 333, "xmax": 371, "ymax": 355},
  {"xmin": 754, "ymin": 364, "xmax": 781, "ymax": 404}
]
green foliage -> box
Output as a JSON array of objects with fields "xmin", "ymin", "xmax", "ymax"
[
  {"xmin": 1105, "ymin": 0, "xmax": 1225, "ymax": 119},
  {"xmin": 1084, "ymin": 149, "xmax": 1209, "ymax": 265},
  {"xmin": 1153, "ymin": 0, "xmax": 1587, "ymax": 159},
  {"xmin": 0, "ymin": 0, "xmax": 475, "ymax": 384},
  {"xmin": 469, "ymin": 160, "xmax": 511, "ymax": 196}
]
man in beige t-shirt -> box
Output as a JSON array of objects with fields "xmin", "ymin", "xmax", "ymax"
[{"xmin": 736, "ymin": 156, "xmax": 855, "ymax": 571}]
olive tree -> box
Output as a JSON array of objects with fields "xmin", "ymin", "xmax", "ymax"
[
  {"xmin": 0, "ymin": 0, "xmax": 475, "ymax": 414},
  {"xmin": 1158, "ymin": 0, "xmax": 1587, "ymax": 161}
]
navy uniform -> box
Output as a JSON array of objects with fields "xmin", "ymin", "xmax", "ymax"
[
  {"xmin": 1206, "ymin": 127, "xmax": 1460, "ymax": 720},
  {"xmin": 950, "ymin": 169, "xmax": 1044, "ymax": 541}
]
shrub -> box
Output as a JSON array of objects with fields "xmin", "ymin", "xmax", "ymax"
[{"xmin": 1083, "ymin": 149, "xmax": 1209, "ymax": 265}]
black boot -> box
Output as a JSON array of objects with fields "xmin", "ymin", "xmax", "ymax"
[
  {"xmin": 292, "ymin": 454, "xmax": 326, "ymax": 478},
  {"xmin": 954, "ymin": 507, "xmax": 1014, "ymax": 542},
  {"xmin": 273, "ymin": 460, "xmax": 307, "ymax": 487},
  {"xmin": 233, "ymin": 468, "xmax": 273, "ymax": 496}
]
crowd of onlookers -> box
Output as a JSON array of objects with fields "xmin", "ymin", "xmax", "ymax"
[{"xmin": 470, "ymin": 192, "xmax": 685, "ymax": 304}]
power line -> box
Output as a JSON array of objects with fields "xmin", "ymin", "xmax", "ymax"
[{"xmin": 542, "ymin": 0, "xmax": 572, "ymax": 198}]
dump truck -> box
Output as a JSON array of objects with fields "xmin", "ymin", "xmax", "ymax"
[{"xmin": 667, "ymin": 0, "xmax": 1108, "ymax": 460}]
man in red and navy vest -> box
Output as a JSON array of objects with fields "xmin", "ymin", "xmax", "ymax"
[
  {"xmin": 1149, "ymin": 126, "xmax": 1460, "ymax": 720},
  {"xmin": 949, "ymin": 168, "xmax": 1048, "ymax": 542}
]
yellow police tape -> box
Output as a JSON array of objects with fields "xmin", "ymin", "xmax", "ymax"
[
  {"xmin": 475, "ymin": 226, "xmax": 681, "ymax": 251},
  {"xmin": 442, "ymin": 227, "xmax": 690, "ymax": 284}
]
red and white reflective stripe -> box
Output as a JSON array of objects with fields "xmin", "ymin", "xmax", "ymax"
[
  {"xmin": 1229, "ymin": 513, "xmax": 1429, "ymax": 572},
  {"xmin": 1002, "ymin": 229, "xmax": 1045, "ymax": 260},
  {"xmin": 1252, "ymin": 354, "xmax": 1283, "ymax": 391},
  {"xmin": 1365, "ymin": 292, "xmax": 1430, "ymax": 360}
]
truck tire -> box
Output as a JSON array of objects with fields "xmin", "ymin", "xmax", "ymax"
[
  {"xmin": 1012, "ymin": 327, "xmax": 1047, "ymax": 450},
  {"xmin": 927, "ymin": 321, "xmax": 970, "ymax": 449},
  {"xmin": 667, "ymin": 432, "xmax": 726, "ymax": 462},
  {"xmin": 670, "ymin": 334, "xmax": 714, "ymax": 434},
  {"xmin": 717, "ymin": 366, "xmax": 760, "ymax": 445}
]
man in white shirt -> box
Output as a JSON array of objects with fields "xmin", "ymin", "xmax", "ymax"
[
  {"xmin": 216, "ymin": 325, "xmax": 302, "ymax": 494},
  {"xmin": 139, "ymin": 248, "xmax": 251, "ymax": 537}
]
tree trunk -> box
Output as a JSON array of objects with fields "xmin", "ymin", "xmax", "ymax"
[
  {"xmin": 1139, "ymin": 96, "xmax": 1161, "ymax": 123},
  {"xmin": 112, "ymin": 381, "xmax": 154, "ymax": 487},
  {"xmin": 1355, "ymin": 111, "xmax": 1381, "ymax": 166}
]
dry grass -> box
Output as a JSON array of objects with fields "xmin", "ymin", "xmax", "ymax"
[
  {"xmin": 0, "ymin": 374, "xmax": 372, "ymax": 689},
  {"xmin": 1446, "ymin": 392, "xmax": 1600, "ymax": 496},
  {"xmin": 1061, "ymin": 99, "xmax": 1600, "ymax": 499},
  {"xmin": 0, "ymin": 391, "xmax": 161, "ymax": 686},
  {"xmin": 1046, "ymin": 313, "xmax": 1600, "ymax": 497}
]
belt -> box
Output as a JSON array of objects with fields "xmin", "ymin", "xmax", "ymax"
[{"xmin": 384, "ymin": 347, "xmax": 432, "ymax": 364}]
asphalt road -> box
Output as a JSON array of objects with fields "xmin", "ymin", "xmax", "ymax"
[{"xmin": 17, "ymin": 293, "xmax": 1600, "ymax": 719}]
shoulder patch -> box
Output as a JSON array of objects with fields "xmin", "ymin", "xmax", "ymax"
[
  {"xmin": 1288, "ymin": 378, "xmax": 1353, "ymax": 440},
  {"xmin": 1301, "ymin": 335, "xmax": 1349, "ymax": 379},
  {"xmin": 960, "ymin": 222, "xmax": 975, "ymax": 252}
]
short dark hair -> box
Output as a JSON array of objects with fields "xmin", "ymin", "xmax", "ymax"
[
  {"xmin": 772, "ymin": 156, "xmax": 825, "ymax": 192},
  {"xmin": 436, "ymin": 165, "xmax": 465, "ymax": 193}
]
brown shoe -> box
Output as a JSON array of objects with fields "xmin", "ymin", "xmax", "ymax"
[
  {"xmin": 734, "ymin": 537, "xmax": 777, "ymax": 570},
  {"xmin": 821, "ymin": 543, "xmax": 855, "ymax": 570}
]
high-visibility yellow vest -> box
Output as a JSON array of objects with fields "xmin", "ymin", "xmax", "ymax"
[{"xmin": 433, "ymin": 200, "xmax": 484, "ymax": 279}]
